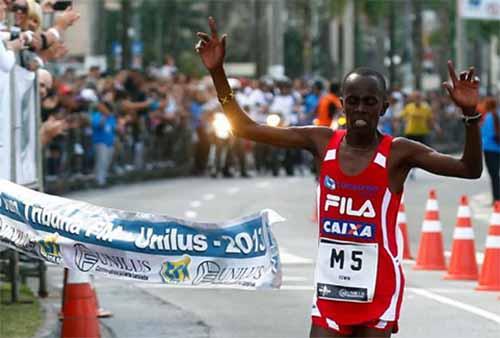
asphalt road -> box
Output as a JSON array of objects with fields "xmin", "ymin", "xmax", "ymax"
[{"xmin": 66, "ymin": 169, "xmax": 500, "ymax": 338}]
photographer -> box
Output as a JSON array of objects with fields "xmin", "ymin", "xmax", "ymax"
[
  {"xmin": 1, "ymin": 0, "xmax": 79, "ymax": 71},
  {"xmin": 0, "ymin": 0, "xmax": 26, "ymax": 72}
]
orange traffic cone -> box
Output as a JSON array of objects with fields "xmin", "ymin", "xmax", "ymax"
[
  {"xmin": 60, "ymin": 269, "xmax": 100, "ymax": 338},
  {"xmin": 476, "ymin": 201, "xmax": 500, "ymax": 291},
  {"xmin": 444, "ymin": 195, "xmax": 478, "ymax": 280},
  {"xmin": 397, "ymin": 200, "xmax": 413, "ymax": 260},
  {"xmin": 414, "ymin": 189, "xmax": 446, "ymax": 270}
]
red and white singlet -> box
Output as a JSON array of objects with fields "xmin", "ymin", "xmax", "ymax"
[{"xmin": 311, "ymin": 130, "xmax": 405, "ymax": 329}]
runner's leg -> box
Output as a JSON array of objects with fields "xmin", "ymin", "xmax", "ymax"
[{"xmin": 354, "ymin": 326, "xmax": 392, "ymax": 337}]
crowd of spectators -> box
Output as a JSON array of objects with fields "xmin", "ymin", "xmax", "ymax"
[
  {"xmin": 1, "ymin": 0, "xmax": 492, "ymax": 189},
  {"xmin": 40, "ymin": 59, "xmax": 478, "ymax": 187}
]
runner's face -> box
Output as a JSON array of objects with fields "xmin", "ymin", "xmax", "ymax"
[{"xmin": 342, "ymin": 75, "xmax": 387, "ymax": 132}]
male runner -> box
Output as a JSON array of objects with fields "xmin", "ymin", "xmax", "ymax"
[{"xmin": 195, "ymin": 17, "xmax": 482, "ymax": 338}]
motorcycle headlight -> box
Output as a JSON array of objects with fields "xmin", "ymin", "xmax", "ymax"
[
  {"xmin": 266, "ymin": 114, "xmax": 281, "ymax": 127},
  {"xmin": 338, "ymin": 116, "xmax": 346, "ymax": 126},
  {"xmin": 213, "ymin": 112, "xmax": 232, "ymax": 139}
]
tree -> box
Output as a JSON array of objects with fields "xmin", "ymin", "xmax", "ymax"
[
  {"xmin": 412, "ymin": 0, "xmax": 423, "ymax": 90},
  {"xmin": 121, "ymin": 0, "xmax": 131, "ymax": 69}
]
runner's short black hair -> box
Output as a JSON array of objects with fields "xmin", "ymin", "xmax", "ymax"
[{"xmin": 342, "ymin": 67, "xmax": 387, "ymax": 96}]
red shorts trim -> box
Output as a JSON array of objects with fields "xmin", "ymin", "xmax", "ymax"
[{"xmin": 312, "ymin": 315, "xmax": 399, "ymax": 336}]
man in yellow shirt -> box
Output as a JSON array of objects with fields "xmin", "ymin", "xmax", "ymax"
[{"xmin": 400, "ymin": 91, "xmax": 438, "ymax": 144}]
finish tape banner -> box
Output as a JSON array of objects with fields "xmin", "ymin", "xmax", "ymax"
[{"xmin": 0, "ymin": 180, "xmax": 284, "ymax": 289}]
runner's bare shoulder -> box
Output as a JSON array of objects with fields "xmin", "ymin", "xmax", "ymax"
[{"xmin": 390, "ymin": 136, "xmax": 434, "ymax": 166}]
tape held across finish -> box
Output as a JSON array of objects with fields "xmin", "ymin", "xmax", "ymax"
[{"xmin": 0, "ymin": 180, "xmax": 285, "ymax": 290}]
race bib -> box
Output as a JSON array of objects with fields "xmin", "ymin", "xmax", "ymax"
[{"xmin": 316, "ymin": 238, "xmax": 378, "ymax": 303}]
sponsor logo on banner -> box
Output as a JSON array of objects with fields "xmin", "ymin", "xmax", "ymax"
[
  {"xmin": 38, "ymin": 234, "xmax": 62, "ymax": 264},
  {"xmin": 192, "ymin": 260, "xmax": 265, "ymax": 286},
  {"xmin": 74, "ymin": 243, "xmax": 151, "ymax": 280},
  {"xmin": 0, "ymin": 216, "xmax": 33, "ymax": 250},
  {"xmin": 324, "ymin": 194, "xmax": 376, "ymax": 218},
  {"xmin": 159, "ymin": 256, "xmax": 191, "ymax": 283},
  {"xmin": 322, "ymin": 219, "xmax": 375, "ymax": 239},
  {"xmin": 0, "ymin": 180, "xmax": 283, "ymax": 289}
]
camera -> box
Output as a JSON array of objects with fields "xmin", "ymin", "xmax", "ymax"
[{"xmin": 53, "ymin": 1, "xmax": 73, "ymax": 11}]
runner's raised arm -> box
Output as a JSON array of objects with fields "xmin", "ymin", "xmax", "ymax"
[
  {"xmin": 195, "ymin": 17, "xmax": 329, "ymax": 156},
  {"xmin": 390, "ymin": 62, "xmax": 483, "ymax": 181}
]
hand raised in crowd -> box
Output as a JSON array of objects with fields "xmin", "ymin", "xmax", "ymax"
[
  {"xmin": 442, "ymin": 61, "xmax": 480, "ymax": 115},
  {"xmin": 5, "ymin": 37, "xmax": 25, "ymax": 52},
  {"xmin": 54, "ymin": 7, "xmax": 80, "ymax": 31},
  {"xmin": 39, "ymin": 41, "xmax": 68, "ymax": 62},
  {"xmin": 195, "ymin": 17, "xmax": 227, "ymax": 71},
  {"xmin": 41, "ymin": 0, "xmax": 56, "ymax": 13},
  {"xmin": 28, "ymin": 33, "xmax": 43, "ymax": 51},
  {"xmin": 40, "ymin": 116, "xmax": 68, "ymax": 146}
]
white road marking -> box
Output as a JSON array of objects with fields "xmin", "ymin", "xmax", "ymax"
[
  {"xmin": 407, "ymin": 287, "xmax": 500, "ymax": 325},
  {"xmin": 227, "ymin": 187, "xmax": 240, "ymax": 195},
  {"xmin": 189, "ymin": 200, "xmax": 202, "ymax": 208},
  {"xmin": 256, "ymin": 181, "xmax": 271, "ymax": 189},
  {"xmin": 203, "ymin": 193, "xmax": 215, "ymax": 201},
  {"xmin": 184, "ymin": 210, "xmax": 197, "ymax": 219}
]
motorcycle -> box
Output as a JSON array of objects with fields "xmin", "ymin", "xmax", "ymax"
[
  {"xmin": 207, "ymin": 112, "xmax": 233, "ymax": 178},
  {"xmin": 263, "ymin": 112, "xmax": 295, "ymax": 176}
]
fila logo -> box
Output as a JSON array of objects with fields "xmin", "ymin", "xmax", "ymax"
[{"xmin": 324, "ymin": 194, "xmax": 376, "ymax": 218}]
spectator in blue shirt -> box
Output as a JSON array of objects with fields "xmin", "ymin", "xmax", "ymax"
[
  {"xmin": 91, "ymin": 92, "xmax": 117, "ymax": 187},
  {"xmin": 303, "ymin": 80, "xmax": 323, "ymax": 124},
  {"xmin": 480, "ymin": 98, "xmax": 500, "ymax": 203}
]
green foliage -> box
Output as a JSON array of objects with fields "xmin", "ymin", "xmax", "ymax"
[
  {"xmin": 0, "ymin": 283, "xmax": 42, "ymax": 338},
  {"xmin": 328, "ymin": 0, "xmax": 348, "ymax": 18},
  {"xmin": 284, "ymin": 28, "xmax": 304, "ymax": 78},
  {"xmin": 177, "ymin": 50, "xmax": 205, "ymax": 78},
  {"xmin": 139, "ymin": 0, "xmax": 205, "ymax": 67},
  {"xmin": 361, "ymin": 0, "xmax": 390, "ymax": 24}
]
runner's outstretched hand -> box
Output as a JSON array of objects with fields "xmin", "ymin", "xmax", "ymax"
[
  {"xmin": 442, "ymin": 61, "xmax": 479, "ymax": 115},
  {"xmin": 196, "ymin": 17, "xmax": 227, "ymax": 71}
]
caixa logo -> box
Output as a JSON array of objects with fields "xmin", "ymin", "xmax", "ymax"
[
  {"xmin": 324, "ymin": 194, "xmax": 376, "ymax": 218},
  {"xmin": 322, "ymin": 219, "xmax": 375, "ymax": 239}
]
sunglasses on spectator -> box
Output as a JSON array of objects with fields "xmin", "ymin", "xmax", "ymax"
[{"xmin": 12, "ymin": 4, "xmax": 27, "ymax": 13}]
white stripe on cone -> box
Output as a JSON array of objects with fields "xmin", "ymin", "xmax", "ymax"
[
  {"xmin": 453, "ymin": 227, "xmax": 474, "ymax": 239},
  {"xmin": 67, "ymin": 269, "xmax": 91, "ymax": 284},
  {"xmin": 422, "ymin": 220, "xmax": 442, "ymax": 232},
  {"xmin": 457, "ymin": 206, "xmax": 471, "ymax": 218},
  {"xmin": 426, "ymin": 199, "xmax": 439, "ymax": 211},
  {"xmin": 485, "ymin": 235, "xmax": 500, "ymax": 248},
  {"xmin": 489, "ymin": 213, "xmax": 500, "ymax": 225},
  {"xmin": 397, "ymin": 212, "xmax": 407, "ymax": 224}
]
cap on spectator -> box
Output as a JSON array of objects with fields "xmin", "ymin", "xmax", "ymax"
[
  {"xmin": 80, "ymin": 88, "xmax": 98, "ymax": 103},
  {"xmin": 58, "ymin": 84, "xmax": 73, "ymax": 96}
]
